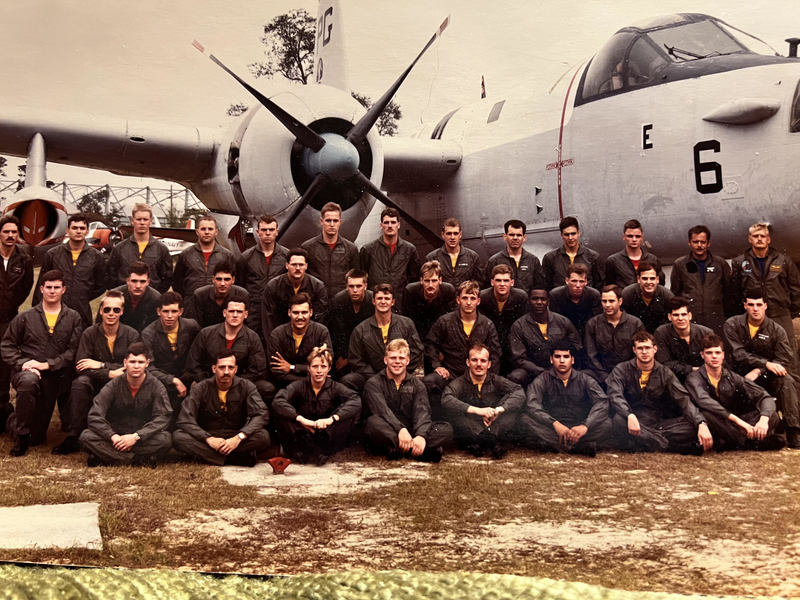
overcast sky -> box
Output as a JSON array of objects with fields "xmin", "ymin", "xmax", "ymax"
[{"xmin": 1, "ymin": 0, "xmax": 798, "ymax": 189}]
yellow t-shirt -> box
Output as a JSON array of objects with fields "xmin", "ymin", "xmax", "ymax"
[
  {"xmin": 292, "ymin": 332, "xmax": 304, "ymax": 351},
  {"xmin": 639, "ymin": 370, "xmax": 651, "ymax": 389},
  {"xmin": 70, "ymin": 249, "xmax": 81, "ymax": 266},
  {"xmin": 106, "ymin": 335, "xmax": 116, "ymax": 355},
  {"xmin": 538, "ymin": 322, "xmax": 548, "ymax": 340},
  {"xmin": 470, "ymin": 377, "xmax": 483, "ymax": 395},
  {"xmin": 566, "ymin": 251, "xmax": 577, "ymax": 264},
  {"xmin": 166, "ymin": 328, "xmax": 179, "ymax": 352},
  {"xmin": 562, "ymin": 378, "xmax": 569, "ymax": 388},
  {"xmin": 44, "ymin": 311, "xmax": 59, "ymax": 334},
  {"xmin": 707, "ymin": 374, "xmax": 720, "ymax": 393},
  {"xmin": 497, "ymin": 300, "xmax": 506, "ymax": 313},
  {"xmin": 450, "ymin": 254, "xmax": 458, "ymax": 269},
  {"xmin": 395, "ymin": 380, "xmax": 402, "ymax": 391},
  {"xmin": 379, "ymin": 322, "xmax": 390, "ymax": 344},
  {"xmin": 748, "ymin": 323, "xmax": 760, "ymax": 339},
  {"xmin": 218, "ymin": 389, "xmax": 228, "ymax": 411},
  {"xmin": 137, "ymin": 241, "xmax": 148, "ymax": 257},
  {"xmin": 462, "ymin": 320, "xmax": 474, "ymax": 337}
]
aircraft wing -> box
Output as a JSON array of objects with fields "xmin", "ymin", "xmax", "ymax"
[
  {"xmin": 380, "ymin": 137, "xmax": 462, "ymax": 193},
  {"xmin": 0, "ymin": 107, "xmax": 219, "ymax": 184}
]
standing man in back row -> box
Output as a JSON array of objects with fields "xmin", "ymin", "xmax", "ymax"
[
  {"xmin": 670, "ymin": 225, "xmax": 731, "ymax": 334},
  {"xmin": 730, "ymin": 222, "xmax": 800, "ymax": 357},
  {"xmin": 172, "ymin": 214, "xmax": 234, "ymax": 299},
  {"xmin": 605, "ymin": 219, "xmax": 663, "ymax": 288},
  {"xmin": 485, "ymin": 219, "xmax": 544, "ymax": 294},
  {"xmin": 360, "ymin": 207, "xmax": 420, "ymax": 306},
  {"xmin": 0, "ymin": 215, "xmax": 33, "ymax": 430},
  {"xmin": 106, "ymin": 203, "xmax": 173, "ymax": 293},
  {"xmin": 302, "ymin": 202, "xmax": 360, "ymax": 297},
  {"xmin": 425, "ymin": 217, "xmax": 482, "ymax": 288},
  {"xmin": 542, "ymin": 216, "xmax": 603, "ymax": 290}
]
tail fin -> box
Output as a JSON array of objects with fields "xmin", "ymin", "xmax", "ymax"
[{"xmin": 314, "ymin": 0, "xmax": 349, "ymax": 91}]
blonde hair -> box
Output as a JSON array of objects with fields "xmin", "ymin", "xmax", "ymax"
[
  {"xmin": 307, "ymin": 344, "xmax": 332, "ymax": 367},
  {"xmin": 131, "ymin": 203, "xmax": 153, "ymax": 219},
  {"xmin": 748, "ymin": 222, "xmax": 771, "ymax": 235},
  {"xmin": 385, "ymin": 338, "xmax": 410, "ymax": 356}
]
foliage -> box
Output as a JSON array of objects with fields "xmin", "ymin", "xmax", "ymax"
[
  {"xmin": 0, "ymin": 155, "xmax": 6, "ymax": 178},
  {"xmin": 75, "ymin": 187, "xmax": 121, "ymax": 225},
  {"xmin": 163, "ymin": 205, "xmax": 207, "ymax": 228},
  {"xmin": 249, "ymin": 8, "xmax": 316, "ymax": 84},
  {"xmin": 351, "ymin": 92, "xmax": 403, "ymax": 137},
  {"xmin": 230, "ymin": 9, "xmax": 402, "ymax": 135}
]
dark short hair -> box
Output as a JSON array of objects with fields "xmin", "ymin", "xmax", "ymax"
[
  {"xmin": 212, "ymin": 260, "xmax": 236, "ymax": 276},
  {"xmin": 701, "ymin": 334, "xmax": 724, "ymax": 351},
  {"xmin": 442, "ymin": 217, "xmax": 461, "ymax": 231},
  {"xmin": 224, "ymin": 297, "xmax": 248, "ymax": 312},
  {"xmin": 0, "ymin": 215, "xmax": 20, "ymax": 230},
  {"xmin": 215, "ymin": 349, "xmax": 237, "ymax": 364},
  {"xmin": 601, "ymin": 284, "xmax": 622, "ymax": 299},
  {"xmin": 257, "ymin": 214, "xmax": 277, "ymax": 227},
  {"xmin": 504, "ymin": 219, "xmax": 526, "ymax": 234},
  {"xmin": 668, "ymin": 296, "xmax": 691, "ymax": 312},
  {"xmin": 345, "ymin": 268, "xmax": 368, "ymax": 284},
  {"xmin": 196, "ymin": 214, "xmax": 217, "ymax": 228},
  {"xmin": 380, "ymin": 207, "xmax": 400, "ymax": 221},
  {"xmin": 550, "ymin": 341, "xmax": 574, "ymax": 356},
  {"xmin": 128, "ymin": 261, "xmax": 150, "ymax": 277},
  {"xmin": 68, "ymin": 213, "xmax": 89, "ymax": 227},
  {"xmin": 159, "ymin": 291, "xmax": 183, "ymax": 308},
  {"xmin": 528, "ymin": 287, "xmax": 549, "ymax": 299},
  {"xmin": 632, "ymin": 330, "xmax": 654, "ymax": 345},
  {"xmin": 289, "ymin": 292, "xmax": 312, "ymax": 309},
  {"xmin": 743, "ymin": 293, "xmax": 766, "ymax": 303},
  {"xmin": 126, "ymin": 341, "xmax": 152, "ymax": 360},
  {"xmin": 623, "ymin": 219, "xmax": 643, "ymax": 232},
  {"xmin": 636, "ymin": 262, "xmax": 657, "ymax": 276},
  {"xmin": 687, "ymin": 225, "xmax": 711, "ymax": 241},
  {"xmin": 491, "ymin": 264, "xmax": 513, "ymax": 278},
  {"xmin": 559, "ymin": 216, "xmax": 579, "ymax": 232},
  {"xmin": 40, "ymin": 269, "xmax": 65, "ymax": 285},
  {"xmin": 565, "ymin": 263, "xmax": 588, "ymax": 278},
  {"xmin": 287, "ymin": 247, "xmax": 309, "ymax": 263},
  {"xmin": 373, "ymin": 283, "xmax": 394, "ymax": 297}
]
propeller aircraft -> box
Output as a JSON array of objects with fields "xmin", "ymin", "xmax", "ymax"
[{"xmin": 1, "ymin": 3, "xmax": 799, "ymax": 265}]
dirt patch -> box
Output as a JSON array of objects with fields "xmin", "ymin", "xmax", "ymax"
[{"xmin": 219, "ymin": 460, "xmax": 432, "ymax": 496}]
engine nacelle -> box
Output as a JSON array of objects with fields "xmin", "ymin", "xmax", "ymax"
[
  {"xmin": 188, "ymin": 84, "xmax": 384, "ymax": 246},
  {"xmin": 2, "ymin": 185, "xmax": 67, "ymax": 246}
]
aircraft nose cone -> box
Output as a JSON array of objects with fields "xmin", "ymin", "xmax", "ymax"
[{"xmin": 303, "ymin": 133, "xmax": 360, "ymax": 182}]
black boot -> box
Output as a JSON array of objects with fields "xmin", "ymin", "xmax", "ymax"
[
  {"xmin": 52, "ymin": 435, "xmax": 81, "ymax": 455},
  {"xmin": 10, "ymin": 434, "xmax": 30, "ymax": 457}
]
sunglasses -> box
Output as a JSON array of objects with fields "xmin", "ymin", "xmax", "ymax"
[{"xmin": 102, "ymin": 306, "xmax": 122, "ymax": 314}]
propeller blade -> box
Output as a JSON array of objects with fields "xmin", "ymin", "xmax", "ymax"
[
  {"xmin": 354, "ymin": 172, "xmax": 442, "ymax": 247},
  {"xmin": 192, "ymin": 40, "xmax": 326, "ymax": 152},
  {"xmin": 276, "ymin": 173, "xmax": 329, "ymax": 241},
  {"xmin": 347, "ymin": 16, "xmax": 450, "ymax": 145}
]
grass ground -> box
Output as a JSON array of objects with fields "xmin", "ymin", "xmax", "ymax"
[{"xmin": 0, "ymin": 428, "xmax": 798, "ymax": 598}]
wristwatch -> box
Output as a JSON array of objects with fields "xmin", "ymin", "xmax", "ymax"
[
  {"xmin": 289, "ymin": 364, "xmax": 295, "ymax": 372},
  {"xmin": 237, "ymin": 432, "xmax": 246, "ymax": 440}
]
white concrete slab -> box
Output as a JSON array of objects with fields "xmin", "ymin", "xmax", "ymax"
[
  {"xmin": 220, "ymin": 460, "xmax": 430, "ymax": 496},
  {"xmin": 0, "ymin": 502, "xmax": 102, "ymax": 550}
]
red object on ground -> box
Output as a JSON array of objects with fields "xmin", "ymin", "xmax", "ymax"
[{"xmin": 268, "ymin": 457, "xmax": 291, "ymax": 474}]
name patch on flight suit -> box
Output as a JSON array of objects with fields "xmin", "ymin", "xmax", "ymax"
[
  {"xmin": 756, "ymin": 333, "xmax": 770, "ymax": 342},
  {"xmin": 706, "ymin": 265, "xmax": 716, "ymax": 273},
  {"xmin": 770, "ymin": 265, "xmax": 783, "ymax": 272}
]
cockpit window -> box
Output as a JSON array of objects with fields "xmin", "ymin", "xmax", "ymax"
[
  {"xmin": 576, "ymin": 14, "xmax": 783, "ymax": 105},
  {"xmin": 648, "ymin": 20, "xmax": 745, "ymax": 62}
]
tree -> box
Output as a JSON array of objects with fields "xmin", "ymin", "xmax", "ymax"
[
  {"xmin": 249, "ymin": 9, "xmax": 316, "ymax": 84},
  {"xmin": 351, "ymin": 93, "xmax": 402, "ymax": 137},
  {"xmin": 76, "ymin": 187, "xmax": 121, "ymax": 225},
  {"xmin": 0, "ymin": 156, "xmax": 6, "ymax": 178},
  {"xmin": 228, "ymin": 8, "xmax": 402, "ymax": 135}
]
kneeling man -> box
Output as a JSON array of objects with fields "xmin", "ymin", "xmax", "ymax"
[
  {"xmin": 79, "ymin": 342, "xmax": 172, "ymax": 466},
  {"xmin": 363, "ymin": 339, "xmax": 453, "ymax": 462},
  {"xmin": 173, "ymin": 351, "xmax": 270, "ymax": 466},
  {"xmin": 686, "ymin": 334, "xmax": 783, "ymax": 451},
  {"xmin": 441, "ymin": 343, "xmax": 523, "ymax": 458},
  {"xmin": 520, "ymin": 343, "xmax": 612, "ymax": 456}
]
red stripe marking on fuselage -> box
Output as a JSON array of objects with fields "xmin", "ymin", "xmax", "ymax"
[{"xmin": 556, "ymin": 65, "xmax": 584, "ymax": 218}]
